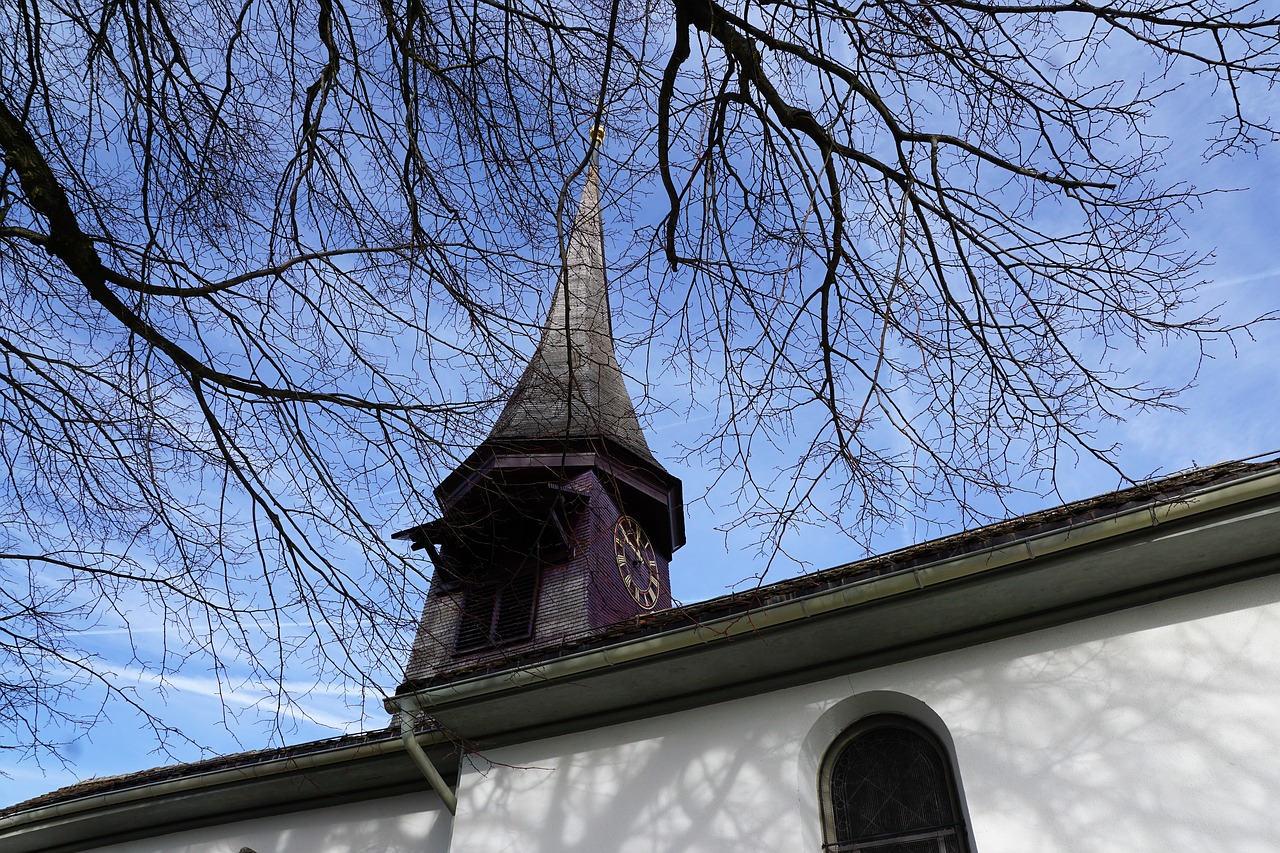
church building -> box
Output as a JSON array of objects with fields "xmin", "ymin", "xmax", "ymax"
[{"xmin": 5, "ymin": 155, "xmax": 1280, "ymax": 853}]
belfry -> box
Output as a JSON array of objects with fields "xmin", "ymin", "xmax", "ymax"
[{"xmin": 395, "ymin": 147, "xmax": 685, "ymax": 683}]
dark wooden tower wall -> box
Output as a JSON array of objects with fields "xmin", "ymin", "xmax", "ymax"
[
  {"xmin": 399, "ymin": 469, "xmax": 674, "ymax": 683},
  {"xmin": 577, "ymin": 471, "xmax": 674, "ymax": 629}
]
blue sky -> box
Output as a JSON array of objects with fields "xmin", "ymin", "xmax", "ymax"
[{"xmin": 6, "ymin": 63, "xmax": 1280, "ymax": 811}]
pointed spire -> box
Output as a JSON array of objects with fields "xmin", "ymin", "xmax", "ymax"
[{"xmin": 486, "ymin": 150, "xmax": 659, "ymax": 466}]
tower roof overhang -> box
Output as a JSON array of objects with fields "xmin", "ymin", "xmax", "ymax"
[{"xmin": 398, "ymin": 435, "xmax": 685, "ymax": 557}]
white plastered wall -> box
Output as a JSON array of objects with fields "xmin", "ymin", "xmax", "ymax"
[
  {"xmin": 84, "ymin": 790, "xmax": 453, "ymax": 853},
  {"xmin": 451, "ymin": 571, "xmax": 1280, "ymax": 853}
]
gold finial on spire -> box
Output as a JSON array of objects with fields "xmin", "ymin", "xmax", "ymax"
[{"xmin": 590, "ymin": 124, "xmax": 606, "ymax": 147}]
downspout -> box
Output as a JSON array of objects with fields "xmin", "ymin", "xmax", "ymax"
[{"xmin": 398, "ymin": 708, "xmax": 458, "ymax": 815}]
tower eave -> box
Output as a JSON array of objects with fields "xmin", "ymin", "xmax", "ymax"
[{"xmin": 415, "ymin": 435, "xmax": 684, "ymax": 557}]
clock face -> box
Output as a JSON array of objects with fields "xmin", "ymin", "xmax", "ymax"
[{"xmin": 613, "ymin": 515, "xmax": 660, "ymax": 610}]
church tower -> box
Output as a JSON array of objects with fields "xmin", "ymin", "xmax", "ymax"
[{"xmin": 396, "ymin": 151, "xmax": 685, "ymax": 684}]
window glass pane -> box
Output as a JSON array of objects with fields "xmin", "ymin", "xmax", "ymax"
[{"xmin": 827, "ymin": 723, "xmax": 966, "ymax": 852}]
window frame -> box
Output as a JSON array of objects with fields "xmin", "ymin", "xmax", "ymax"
[
  {"xmin": 818, "ymin": 713, "xmax": 971, "ymax": 853},
  {"xmin": 454, "ymin": 568, "xmax": 539, "ymax": 652}
]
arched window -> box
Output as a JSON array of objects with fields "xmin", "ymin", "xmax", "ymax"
[{"xmin": 820, "ymin": 715, "xmax": 971, "ymax": 853}]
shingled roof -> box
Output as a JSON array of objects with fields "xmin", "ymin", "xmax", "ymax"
[
  {"xmin": 401, "ymin": 454, "xmax": 1280, "ymax": 689},
  {"xmin": 485, "ymin": 159, "xmax": 658, "ymax": 466}
]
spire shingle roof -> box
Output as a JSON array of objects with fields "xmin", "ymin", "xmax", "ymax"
[{"xmin": 486, "ymin": 161, "xmax": 658, "ymax": 466}]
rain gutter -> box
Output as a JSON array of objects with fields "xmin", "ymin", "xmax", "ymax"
[
  {"xmin": 390, "ymin": 465, "xmax": 1280, "ymax": 716},
  {"xmin": 0, "ymin": 729, "xmax": 449, "ymax": 836}
]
